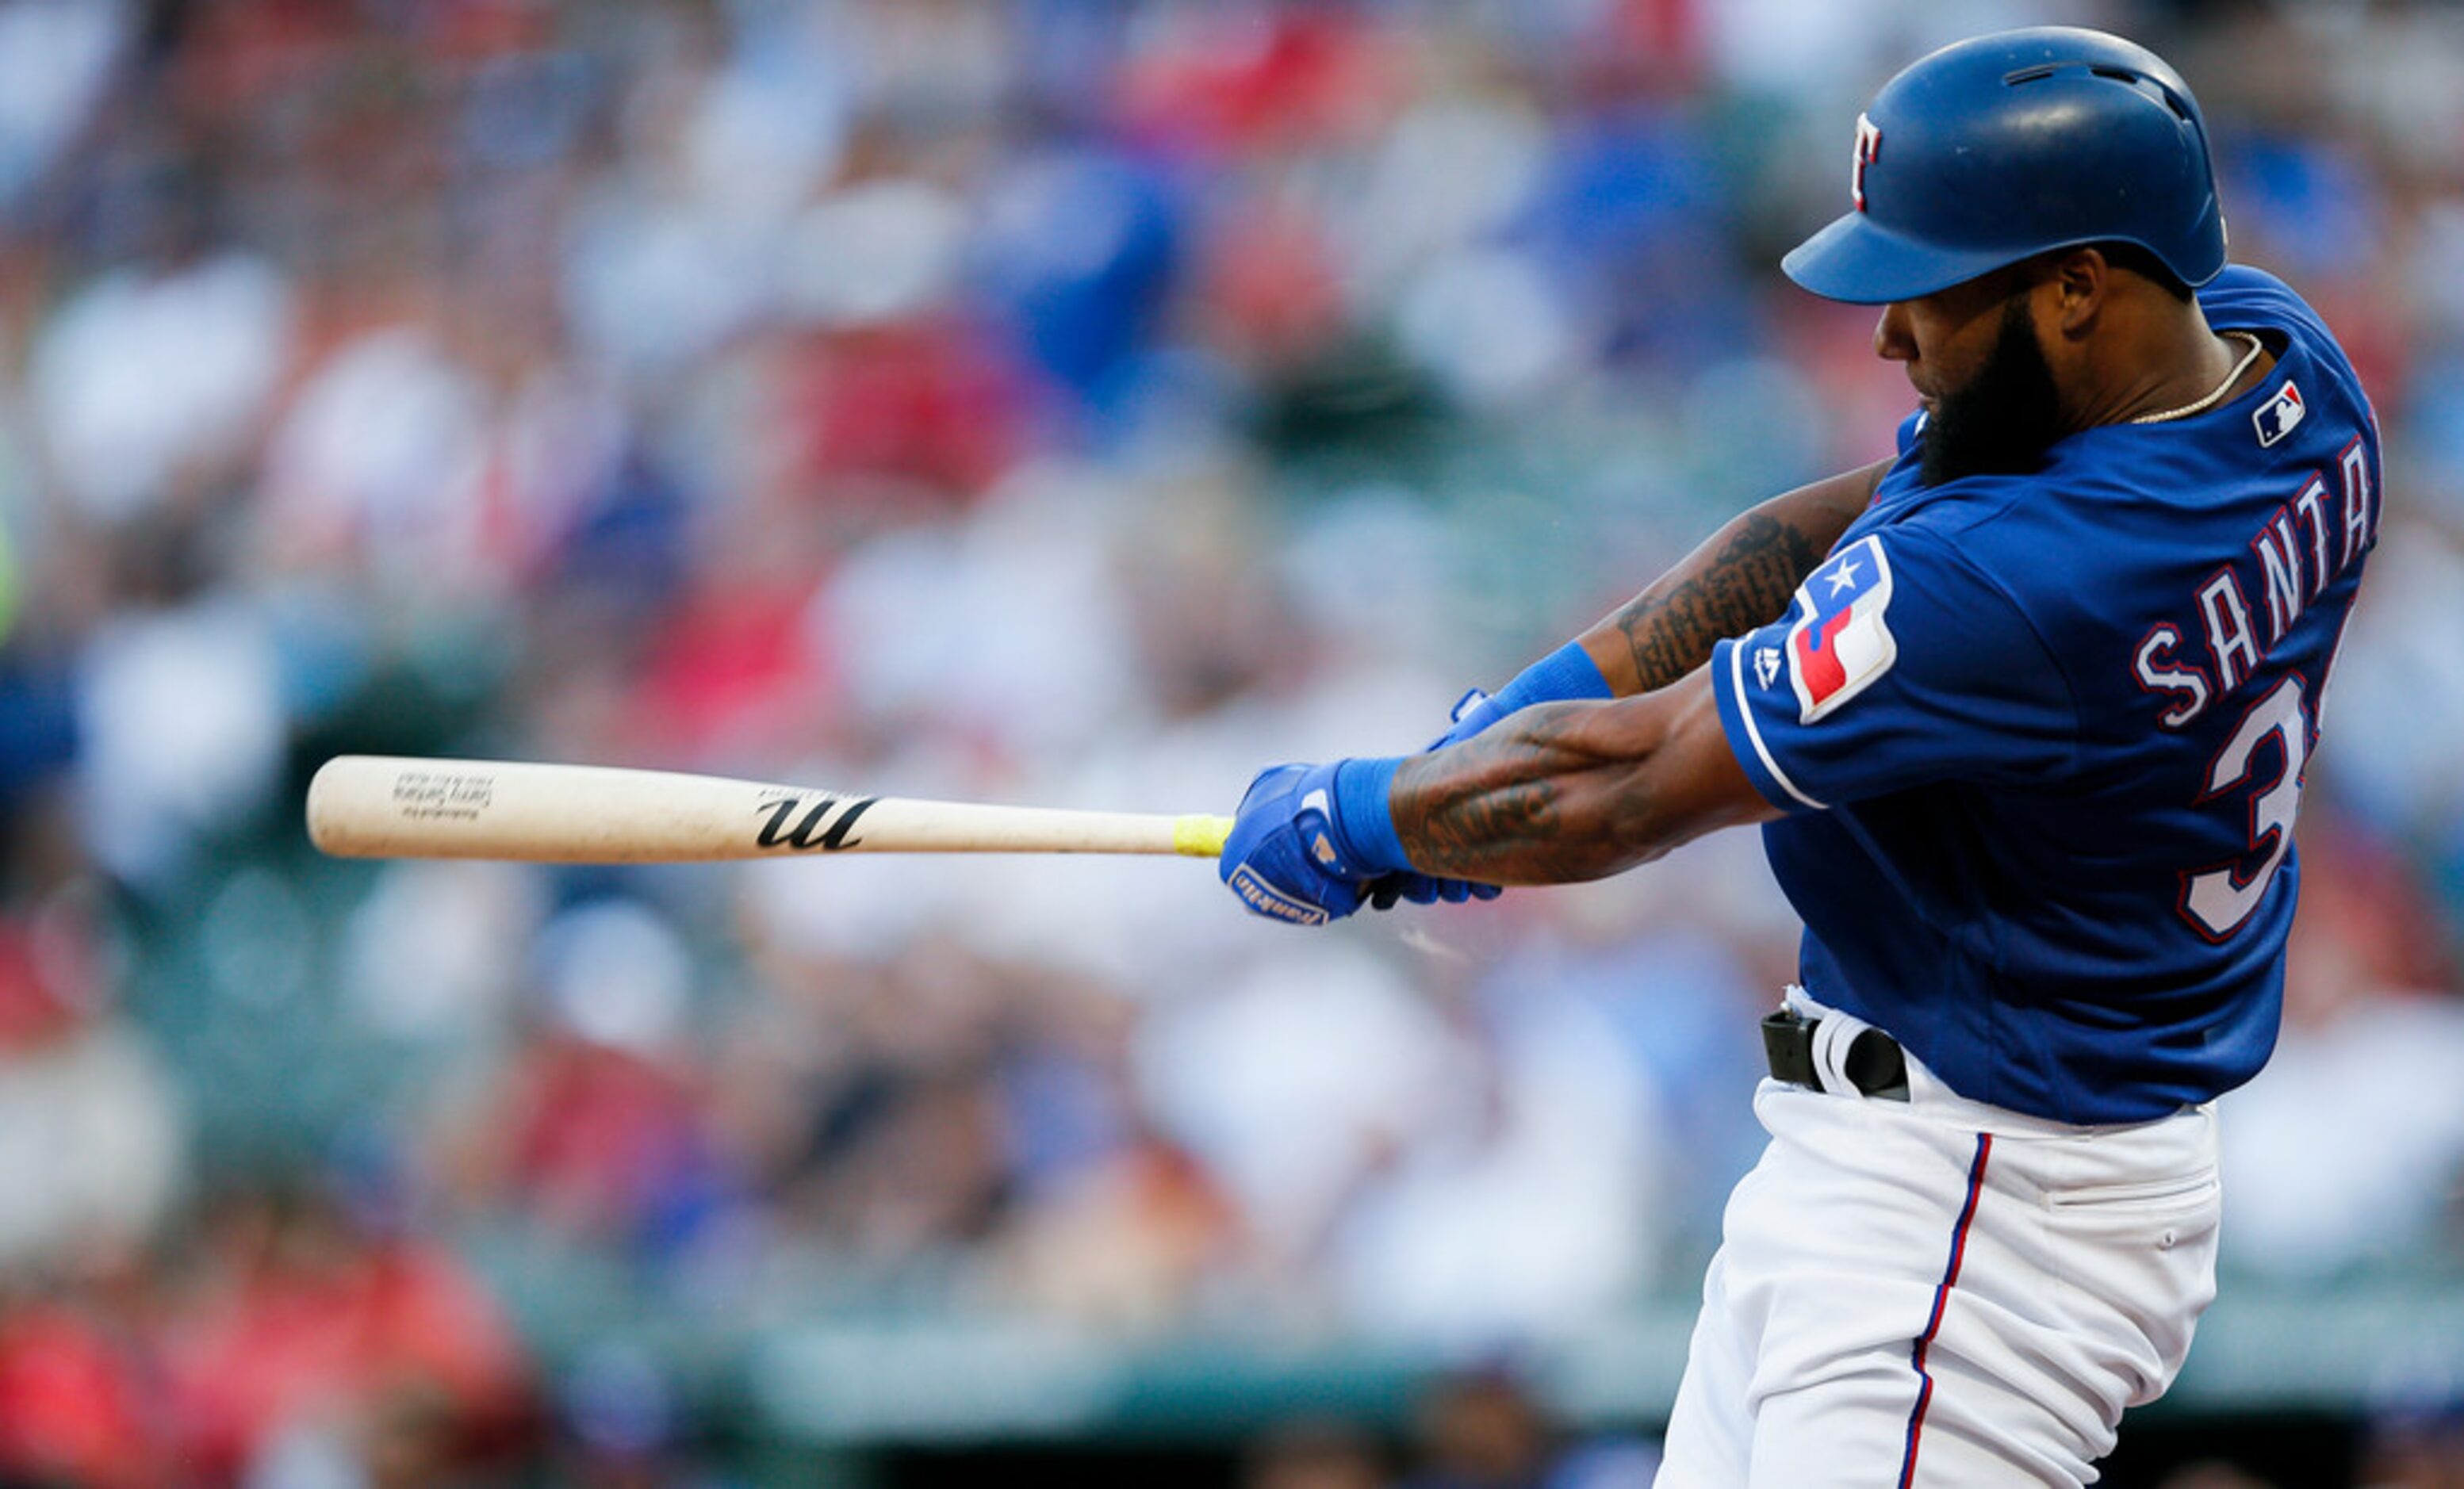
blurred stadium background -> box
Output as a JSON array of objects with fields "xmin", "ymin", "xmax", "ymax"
[{"xmin": 0, "ymin": 0, "xmax": 2458, "ymax": 1484}]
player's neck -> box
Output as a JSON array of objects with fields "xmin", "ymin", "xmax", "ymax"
[{"xmin": 2079, "ymin": 303, "xmax": 2276, "ymax": 431}]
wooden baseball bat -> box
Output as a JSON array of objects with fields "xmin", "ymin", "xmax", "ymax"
[{"xmin": 305, "ymin": 755, "xmax": 1236, "ymax": 864}]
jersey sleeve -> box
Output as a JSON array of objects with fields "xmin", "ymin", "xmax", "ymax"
[{"xmin": 1710, "ymin": 528, "xmax": 2079, "ymax": 812}]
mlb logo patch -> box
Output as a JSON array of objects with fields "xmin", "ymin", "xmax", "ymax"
[
  {"xmin": 2254, "ymin": 379, "xmax": 2304, "ymax": 447},
  {"xmin": 1785, "ymin": 535, "xmax": 1899, "ymax": 723}
]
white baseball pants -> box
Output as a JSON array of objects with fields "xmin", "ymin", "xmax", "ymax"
[{"xmin": 1654, "ymin": 1006, "xmax": 2221, "ymax": 1487}]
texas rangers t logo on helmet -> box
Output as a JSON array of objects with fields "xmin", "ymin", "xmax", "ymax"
[
  {"xmin": 1851, "ymin": 113, "xmax": 1883, "ymax": 212},
  {"xmin": 1786, "ymin": 534, "xmax": 1899, "ymax": 722}
]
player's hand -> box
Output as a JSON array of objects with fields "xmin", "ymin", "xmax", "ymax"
[
  {"xmin": 1219, "ymin": 762, "xmax": 1381, "ymax": 927},
  {"xmin": 1362, "ymin": 687, "xmax": 1507, "ymax": 911}
]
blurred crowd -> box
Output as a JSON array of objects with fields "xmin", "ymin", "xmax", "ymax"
[{"xmin": 0, "ymin": 0, "xmax": 2462, "ymax": 1483}]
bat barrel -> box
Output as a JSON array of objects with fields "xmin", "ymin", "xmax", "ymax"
[{"xmin": 308, "ymin": 756, "xmax": 787, "ymax": 863}]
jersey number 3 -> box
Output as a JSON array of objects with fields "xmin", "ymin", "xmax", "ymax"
[{"xmin": 2181, "ymin": 676, "xmax": 2309, "ymax": 940}]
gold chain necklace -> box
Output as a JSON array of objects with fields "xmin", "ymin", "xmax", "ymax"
[{"xmin": 2128, "ymin": 331, "xmax": 2265, "ymax": 425}]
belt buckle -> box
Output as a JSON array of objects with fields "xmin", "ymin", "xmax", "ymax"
[
  {"xmin": 1761, "ymin": 1007, "xmax": 1822, "ymax": 1091},
  {"xmin": 1762, "ymin": 1005, "xmax": 1910, "ymax": 1100}
]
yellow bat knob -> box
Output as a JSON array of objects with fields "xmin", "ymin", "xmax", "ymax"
[{"xmin": 1173, "ymin": 813, "xmax": 1236, "ymax": 858}]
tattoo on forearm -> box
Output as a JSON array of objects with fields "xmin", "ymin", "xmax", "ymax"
[
  {"xmin": 1412, "ymin": 781, "xmax": 1560, "ymax": 875},
  {"xmin": 1394, "ymin": 733, "xmax": 1604, "ymax": 882},
  {"xmin": 1611, "ymin": 513, "xmax": 1821, "ymax": 688}
]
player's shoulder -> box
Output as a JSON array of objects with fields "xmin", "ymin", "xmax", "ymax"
[
  {"xmin": 2197, "ymin": 262, "xmax": 2308, "ymax": 317},
  {"xmin": 1825, "ymin": 500, "xmax": 2033, "ymax": 618},
  {"xmin": 1848, "ymin": 469, "xmax": 2125, "ymax": 641},
  {"xmin": 1860, "ymin": 461, "xmax": 2037, "ymax": 546},
  {"xmin": 2198, "ymin": 264, "xmax": 2357, "ymax": 378}
]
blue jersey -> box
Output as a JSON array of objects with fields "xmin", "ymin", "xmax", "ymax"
[{"xmin": 1710, "ymin": 266, "xmax": 2379, "ymax": 1124}]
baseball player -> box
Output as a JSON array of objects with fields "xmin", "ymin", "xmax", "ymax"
[{"xmin": 1218, "ymin": 27, "xmax": 2379, "ymax": 1487}]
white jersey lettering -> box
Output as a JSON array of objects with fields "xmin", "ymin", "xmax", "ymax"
[
  {"xmin": 2136, "ymin": 442, "xmax": 2370, "ymax": 725},
  {"xmin": 2291, "ymin": 476, "xmax": 2332, "ymax": 598},
  {"xmin": 2196, "ymin": 570, "xmax": 2260, "ymax": 694},
  {"xmin": 2251, "ymin": 509, "xmax": 2304, "ymax": 645},
  {"xmin": 2134, "ymin": 625, "xmax": 2213, "ymax": 729},
  {"xmin": 2339, "ymin": 438, "xmax": 2374, "ymax": 566}
]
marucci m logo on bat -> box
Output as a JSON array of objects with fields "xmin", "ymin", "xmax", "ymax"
[{"xmin": 754, "ymin": 794, "xmax": 879, "ymax": 851}]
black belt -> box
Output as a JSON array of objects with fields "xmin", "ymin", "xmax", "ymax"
[{"xmin": 1762, "ymin": 1007, "xmax": 1910, "ymax": 1100}]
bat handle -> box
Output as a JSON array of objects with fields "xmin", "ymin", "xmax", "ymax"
[{"xmin": 1173, "ymin": 814, "xmax": 1236, "ymax": 858}]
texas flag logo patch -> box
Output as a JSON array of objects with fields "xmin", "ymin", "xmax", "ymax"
[
  {"xmin": 2254, "ymin": 378, "xmax": 2303, "ymax": 447},
  {"xmin": 1786, "ymin": 535, "xmax": 1899, "ymax": 723}
]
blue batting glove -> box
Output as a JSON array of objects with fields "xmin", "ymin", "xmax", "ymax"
[
  {"xmin": 1427, "ymin": 685, "xmax": 1509, "ymax": 752},
  {"xmin": 1435, "ymin": 643, "xmax": 1613, "ymax": 750},
  {"xmin": 1366, "ymin": 645, "xmax": 1612, "ymax": 911},
  {"xmin": 1220, "ymin": 760, "xmax": 1409, "ymax": 927},
  {"xmin": 1363, "ymin": 687, "xmax": 1516, "ymax": 910}
]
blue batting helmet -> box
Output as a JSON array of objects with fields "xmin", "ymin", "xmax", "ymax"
[{"xmin": 1782, "ymin": 28, "xmax": 2228, "ymax": 304}]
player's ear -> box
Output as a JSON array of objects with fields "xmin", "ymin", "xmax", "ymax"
[{"xmin": 2046, "ymin": 247, "xmax": 2110, "ymax": 338}]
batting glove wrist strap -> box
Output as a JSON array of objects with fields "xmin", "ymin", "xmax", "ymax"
[
  {"xmin": 1329, "ymin": 756, "xmax": 1411, "ymax": 877},
  {"xmin": 1434, "ymin": 642, "xmax": 1611, "ymax": 749},
  {"xmin": 1493, "ymin": 641, "xmax": 1613, "ymax": 714}
]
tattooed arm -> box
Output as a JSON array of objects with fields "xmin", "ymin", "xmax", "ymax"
[
  {"xmin": 1378, "ymin": 465, "xmax": 1884, "ymax": 889},
  {"xmin": 1218, "ymin": 463, "xmax": 1881, "ymax": 921},
  {"xmin": 1389, "ymin": 669, "xmax": 1780, "ymax": 885},
  {"xmin": 1573, "ymin": 459, "xmax": 1890, "ymax": 695}
]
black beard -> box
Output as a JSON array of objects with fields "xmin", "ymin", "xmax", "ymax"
[{"xmin": 1918, "ymin": 296, "xmax": 2064, "ymax": 488}]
